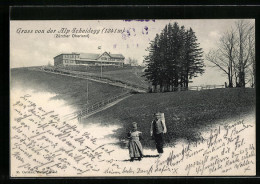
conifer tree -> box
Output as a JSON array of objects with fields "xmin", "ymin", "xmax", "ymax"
[
  {"xmin": 143, "ymin": 22, "xmax": 205, "ymax": 92},
  {"xmin": 183, "ymin": 28, "xmax": 204, "ymax": 87}
]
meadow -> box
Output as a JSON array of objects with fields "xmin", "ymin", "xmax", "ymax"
[
  {"xmin": 11, "ymin": 68, "xmax": 128, "ymax": 110},
  {"xmin": 11, "ymin": 67, "xmax": 255, "ymax": 149},
  {"xmin": 86, "ymin": 88, "xmax": 255, "ymax": 148},
  {"xmin": 59, "ymin": 65, "xmax": 149, "ymax": 89}
]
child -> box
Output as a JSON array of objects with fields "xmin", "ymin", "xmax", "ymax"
[
  {"xmin": 150, "ymin": 113, "xmax": 167, "ymax": 157},
  {"xmin": 127, "ymin": 122, "xmax": 143, "ymax": 162}
]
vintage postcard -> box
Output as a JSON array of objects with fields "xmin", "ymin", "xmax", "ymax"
[{"xmin": 10, "ymin": 19, "xmax": 255, "ymax": 177}]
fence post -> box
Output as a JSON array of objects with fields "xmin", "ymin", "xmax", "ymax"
[{"xmin": 78, "ymin": 111, "xmax": 82, "ymax": 121}]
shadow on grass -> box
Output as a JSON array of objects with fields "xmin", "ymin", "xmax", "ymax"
[
  {"xmin": 117, "ymin": 155, "xmax": 159, "ymax": 162},
  {"xmin": 143, "ymin": 154, "xmax": 159, "ymax": 158}
]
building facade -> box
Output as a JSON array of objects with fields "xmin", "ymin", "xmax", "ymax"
[{"xmin": 54, "ymin": 52, "xmax": 125, "ymax": 67}]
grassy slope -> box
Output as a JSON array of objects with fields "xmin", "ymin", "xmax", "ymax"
[
  {"xmin": 11, "ymin": 68, "xmax": 128, "ymax": 110},
  {"xmin": 62, "ymin": 65, "xmax": 149, "ymax": 88},
  {"xmin": 10, "ymin": 68, "xmax": 256, "ymax": 148},
  {"xmin": 100, "ymin": 69, "xmax": 148, "ymax": 88},
  {"xmin": 86, "ymin": 88, "xmax": 255, "ymax": 148}
]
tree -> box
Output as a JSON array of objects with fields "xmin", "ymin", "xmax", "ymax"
[
  {"xmin": 246, "ymin": 37, "xmax": 255, "ymax": 88},
  {"xmin": 235, "ymin": 20, "xmax": 255, "ymax": 87},
  {"xmin": 206, "ymin": 28, "xmax": 236, "ymax": 87},
  {"xmin": 143, "ymin": 22, "xmax": 205, "ymax": 92},
  {"xmin": 206, "ymin": 20, "xmax": 255, "ymax": 88},
  {"xmin": 183, "ymin": 28, "xmax": 204, "ymax": 88},
  {"xmin": 127, "ymin": 57, "xmax": 138, "ymax": 66},
  {"xmin": 143, "ymin": 34, "xmax": 161, "ymax": 91}
]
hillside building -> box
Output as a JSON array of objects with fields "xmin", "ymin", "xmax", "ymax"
[{"xmin": 54, "ymin": 52, "xmax": 125, "ymax": 67}]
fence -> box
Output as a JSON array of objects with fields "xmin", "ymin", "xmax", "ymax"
[
  {"xmin": 32, "ymin": 67, "xmax": 225, "ymax": 93},
  {"xmin": 188, "ymin": 85, "xmax": 225, "ymax": 91},
  {"xmin": 39, "ymin": 66, "xmax": 147, "ymax": 93},
  {"xmin": 63, "ymin": 92, "xmax": 131, "ymax": 120},
  {"xmin": 149, "ymin": 85, "xmax": 225, "ymax": 92}
]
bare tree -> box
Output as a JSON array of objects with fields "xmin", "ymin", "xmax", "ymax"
[
  {"xmin": 246, "ymin": 39, "xmax": 256, "ymax": 88},
  {"xmin": 251, "ymin": 48, "xmax": 256, "ymax": 88},
  {"xmin": 206, "ymin": 28, "xmax": 236, "ymax": 87},
  {"xmin": 234, "ymin": 20, "xmax": 255, "ymax": 87},
  {"xmin": 127, "ymin": 57, "xmax": 138, "ymax": 66},
  {"xmin": 206, "ymin": 20, "xmax": 255, "ymax": 88}
]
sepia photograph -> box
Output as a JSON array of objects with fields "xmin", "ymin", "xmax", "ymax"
[{"xmin": 10, "ymin": 19, "xmax": 256, "ymax": 177}]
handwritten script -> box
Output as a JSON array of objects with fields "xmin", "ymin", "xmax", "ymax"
[{"xmin": 11, "ymin": 93, "xmax": 255, "ymax": 177}]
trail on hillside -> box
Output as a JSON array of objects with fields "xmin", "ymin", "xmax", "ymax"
[
  {"xmin": 34, "ymin": 67, "xmax": 147, "ymax": 93},
  {"xmin": 64, "ymin": 93, "xmax": 133, "ymax": 121}
]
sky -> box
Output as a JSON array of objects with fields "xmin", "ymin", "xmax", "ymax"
[{"xmin": 10, "ymin": 19, "xmax": 254, "ymax": 86}]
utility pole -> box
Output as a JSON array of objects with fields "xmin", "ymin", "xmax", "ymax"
[
  {"xmin": 98, "ymin": 46, "xmax": 102, "ymax": 78},
  {"xmin": 87, "ymin": 79, "xmax": 89, "ymax": 105},
  {"xmin": 101, "ymin": 60, "xmax": 102, "ymax": 78}
]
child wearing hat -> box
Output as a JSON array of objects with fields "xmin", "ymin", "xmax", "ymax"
[{"xmin": 127, "ymin": 122, "xmax": 143, "ymax": 162}]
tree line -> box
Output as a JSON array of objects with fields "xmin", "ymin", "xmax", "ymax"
[
  {"xmin": 206, "ymin": 20, "xmax": 255, "ymax": 88},
  {"xmin": 143, "ymin": 22, "xmax": 205, "ymax": 92}
]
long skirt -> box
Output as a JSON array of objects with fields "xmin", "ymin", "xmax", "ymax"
[{"xmin": 128, "ymin": 140, "xmax": 143, "ymax": 158}]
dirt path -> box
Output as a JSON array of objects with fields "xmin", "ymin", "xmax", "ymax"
[
  {"xmin": 31, "ymin": 68, "xmax": 147, "ymax": 93},
  {"xmin": 79, "ymin": 94, "xmax": 133, "ymax": 120},
  {"xmin": 65, "ymin": 93, "xmax": 133, "ymax": 121}
]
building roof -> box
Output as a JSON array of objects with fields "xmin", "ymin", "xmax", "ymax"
[
  {"xmin": 79, "ymin": 53, "xmax": 100, "ymax": 60},
  {"xmin": 53, "ymin": 53, "xmax": 77, "ymax": 59},
  {"xmin": 110, "ymin": 54, "xmax": 125, "ymax": 59},
  {"xmin": 54, "ymin": 52, "xmax": 125, "ymax": 60}
]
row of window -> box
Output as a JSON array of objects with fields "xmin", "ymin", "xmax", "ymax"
[
  {"xmin": 64, "ymin": 55, "xmax": 79, "ymax": 59},
  {"xmin": 100, "ymin": 57, "xmax": 123, "ymax": 61},
  {"xmin": 101, "ymin": 62, "xmax": 122, "ymax": 64},
  {"xmin": 62, "ymin": 55, "xmax": 123, "ymax": 61},
  {"xmin": 64, "ymin": 60, "xmax": 74, "ymax": 63},
  {"xmin": 75, "ymin": 60, "xmax": 123, "ymax": 65},
  {"xmin": 101, "ymin": 57, "xmax": 108, "ymax": 60}
]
